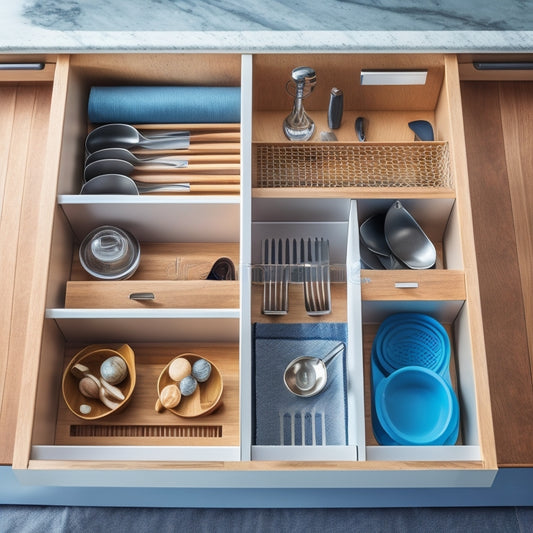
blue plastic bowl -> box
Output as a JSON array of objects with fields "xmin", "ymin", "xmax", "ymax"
[
  {"xmin": 375, "ymin": 366, "xmax": 455, "ymax": 446},
  {"xmin": 373, "ymin": 313, "xmax": 451, "ymax": 377}
]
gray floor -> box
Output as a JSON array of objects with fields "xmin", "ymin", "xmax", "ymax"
[{"xmin": 1, "ymin": 506, "xmax": 532, "ymax": 532}]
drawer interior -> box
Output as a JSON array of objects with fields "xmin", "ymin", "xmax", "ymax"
[
  {"xmin": 27, "ymin": 54, "xmax": 243, "ymax": 462},
  {"xmin": 11, "ymin": 53, "xmax": 495, "ymax": 485},
  {"xmin": 249, "ymin": 194, "xmax": 482, "ymax": 463}
]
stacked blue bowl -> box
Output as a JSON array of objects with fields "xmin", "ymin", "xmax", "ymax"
[{"xmin": 371, "ymin": 313, "xmax": 460, "ymax": 446}]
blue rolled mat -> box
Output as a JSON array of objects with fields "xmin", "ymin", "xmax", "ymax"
[{"xmin": 88, "ymin": 86, "xmax": 241, "ymax": 124}]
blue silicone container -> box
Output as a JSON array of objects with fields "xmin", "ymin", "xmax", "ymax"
[
  {"xmin": 375, "ymin": 366, "xmax": 458, "ymax": 446},
  {"xmin": 373, "ymin": 313, "xmax": 451, "ymax": 377}
]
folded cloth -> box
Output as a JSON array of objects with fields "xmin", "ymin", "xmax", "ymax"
[
  {"xmin": 88, "ymin": 86, "xmax": 241, "ymax": 124},
  {"xmin": 253, "ymin": 322, "xmax": 348, "ymax": 446}
]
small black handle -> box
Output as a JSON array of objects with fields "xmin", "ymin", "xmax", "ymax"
[
  {"xmin": 355, "ymin": 116, "xmax": 366, "ymax": 142},
  {"xmin": 474, "ymin": 62, "xmax": 533, "ymax": 71},
  {"xmin": 327, "ymin": 88, "xmax": 343, "ymax": 130}
]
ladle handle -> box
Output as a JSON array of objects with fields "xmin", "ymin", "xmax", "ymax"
[{"xmin": 322, "ymin": 342, "xmax": 345, "ymax": 367}]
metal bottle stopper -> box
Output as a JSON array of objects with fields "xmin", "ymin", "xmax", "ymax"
[{"xmin": 282, "ymin": 66, "xmax": 317, "ymax": 141}]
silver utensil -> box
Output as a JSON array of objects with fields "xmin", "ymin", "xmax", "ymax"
[
  {"xmin": 86, "ymin": 147, "xmax": 188, "ymax": 168},
  {"xmin": 86, "ymin": 123, "xmax": 199, "ymax": 153},
  {"xmin": 80, "ymin": 174, "xmax": 190, "ymax": 195},
  {"xmin": 302, "ymin": 237, "xmax": 331, "ymax": 315},
  {"xmin": 283, "ymin": 342, "xmax": 344, "ymax": 397},
  {"xmin": 261, "ymin": 238, "xmax": 289, "ymax": 315},
  {"xmin": 359, "ymin": 214, "xmax": 404, "ymax": 270},
  {"xmin": 280, "ymin": 409, "xmax": 327, "ymax": 445},
  {"xmin": 84, "ymin": 158, "xmax": 133, "ymax": 181},
  {"xmin": 384, "ymin": 200, "xmax": 436, "ymax": 269},
  {"xmin": 359, "ymin": 239, "xmax": 385, "ymax": 270}
]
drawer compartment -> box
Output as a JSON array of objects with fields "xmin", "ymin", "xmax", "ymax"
[
  {"xmin": 32, "ymin": 315, "xmax": 240, "ymax": 461},
  {"xmin": 65, "ymin": 241, "xmax": 240, "ymax": 309},
  {"xmin": 253, "ymin": 141, "xmax": 453, "ymax": 191}
]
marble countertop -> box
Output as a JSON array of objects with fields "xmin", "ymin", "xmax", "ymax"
[{"xmin": 2, "ymin": 0, "xmax": 533, "ymax": 53}]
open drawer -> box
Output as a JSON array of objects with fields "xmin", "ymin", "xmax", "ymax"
[{"xmin": 8, "ymin": 53, "xmax": 496, "ymax": 488}]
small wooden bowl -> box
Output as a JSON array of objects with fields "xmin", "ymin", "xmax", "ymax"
[
  {"xmin": 156, "ymin": 353, "xmax": 223, "ymax": 418},
  {"xmin": 62, "ymin": 344, "xmax": 136, "ymax": 420}
]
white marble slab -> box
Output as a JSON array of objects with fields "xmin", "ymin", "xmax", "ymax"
[{"xmin": 1, "ymin": 0, "xmax": 533, "ymax": 52}]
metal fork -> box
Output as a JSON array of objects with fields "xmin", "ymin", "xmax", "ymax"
[
  {"xmin": 262, "ymin": 238, "xmax": 289, "ymax": 315},
  {"xmin": 302, "ymin": 237, "xmax": 331, "ymax": 315},
  {"xmin": 280, "ymin": 409, "xmax": 327, "ymax": 446}
]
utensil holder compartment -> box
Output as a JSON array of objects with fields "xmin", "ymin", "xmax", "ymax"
[
  {"xmin": 250, "ymin": 199, "xmax": 363, "ymax": 461},
  {"xmin": 31, "ymin": 314, "xmax": 240, "ymax": 462}
]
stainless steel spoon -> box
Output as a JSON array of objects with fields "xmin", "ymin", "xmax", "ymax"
[
  {"xmin": 86, "ymin": 147, "xmax": 188, "ymax": 168},
  {"xmin": 80, "ymin": 174, "xmax": 190, "ymax": 195},
  {"xmin": 359, "ymin": 214, "xmax": 403, "ymax": 270},
  {"xmin": 384, "ymin": 200, "xmax": 436, "ymax": 269},
  {"xmin": 283, "ymin": 342, "xmax": 344, "ymax": 397},
  {"xmin": 84, "ymin": 159, "xmax": 134, "ymax": 181},
  {"xmin": 86, "ymin": 123, "xmax": 192, "ymax": 153}
]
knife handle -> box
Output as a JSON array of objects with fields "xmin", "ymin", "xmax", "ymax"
[{"xmin": 327, "ymin": 88, "xmax": 343, "ymax": 130}]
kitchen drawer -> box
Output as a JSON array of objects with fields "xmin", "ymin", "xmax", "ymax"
[{"xmin": 6, "ymin": 53, "xmax": 497, "ymax": 488}]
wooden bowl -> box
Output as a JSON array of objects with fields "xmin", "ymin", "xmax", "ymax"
[
  {"xmin": 62, "ymin": 344, "xmax": 136, "ymax": 420},
  {"xmin": 156, "ymin": 353, "xmax": 223, "ymax": 418}
]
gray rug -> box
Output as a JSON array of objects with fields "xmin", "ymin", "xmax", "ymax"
[{"xmin": 1, "ymin": 506, "xmax": 532, "ymax": 533}]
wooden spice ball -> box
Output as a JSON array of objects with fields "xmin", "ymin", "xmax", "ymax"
[
  {"xmin": 100, "ymin": 355, "xmax": 128, "ymax": 385},
  {"xmin": 168, "ymin": 357, "xmax": 192, "ymax": 382}
]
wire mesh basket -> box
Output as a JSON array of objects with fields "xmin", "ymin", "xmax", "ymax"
[{"xmin": 253, "ymin": 142, "xmax": 453, "ymax": 189}]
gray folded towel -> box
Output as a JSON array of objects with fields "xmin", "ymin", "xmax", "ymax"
[{"xmin": 253, "ymin": 322, "xmax": 348, "ymax": 446}]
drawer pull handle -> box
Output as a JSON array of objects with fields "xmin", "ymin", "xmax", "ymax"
[
  {"xmin": 474, "ymin": 62, "xmax": 533, "ymax": 71},
  {"xmin": 394, "ymin": 282, "xmax": 419, "ymax": 289},
  {"xmin": 129, "ymin": 292, "xmax": 155, "ymax": 301},
  {"xmin": 0, "ymin": 63, "xmax": 45, "ymax": 70}
]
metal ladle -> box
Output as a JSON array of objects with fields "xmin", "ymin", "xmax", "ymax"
[
  {"xmin": 283, "ymin": 342, "xmax": 344, "ymax": 397},
  {"xmin": 384, "ymin": 200, "xmax": 436, "ymax": 269},
  {"xmin": 80, "ymin": 174, "xmax": 190, "ymax": 195},
  {"xmin": 86, "ymin": 147, "xmax": 188, "ymax": 168},
  {"xmin": 359, "ymin": 214, "xmax": 404, "ymax": 270},
  {"xmin": 84, "ymin": 157, "xmax": 188, "ymax": 182},
  {"xmin": 85, "ymin": 123, "xmax": 192, "ymax": 153}
]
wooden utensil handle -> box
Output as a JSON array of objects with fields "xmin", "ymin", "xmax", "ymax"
[
  {"xmin": 133, "ymin": 142, "xmax": 240, "ymax": 154},
  {"xmin": 135, "ymin": 163, "xmax": 240, "ymax": 174},
  {"xmin": 189, "ymin": 132, "xmax": 240, "ymax": 142},
  {"xmin": 190, "ymin": 184, "xmax": 240, "ymax": 194}
]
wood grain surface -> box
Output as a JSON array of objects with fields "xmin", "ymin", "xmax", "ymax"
[{"xmin": 461, "ymin": 80, "xmax": 533, "ymax": 467}]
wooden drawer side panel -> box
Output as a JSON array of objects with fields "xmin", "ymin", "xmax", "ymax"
[
  {"xmin": 11, "ymin": 56, "xmax": 71, "ymax": 470},
  {"xmin": 0, "ymin": 82, "xmax": 54, "ymax": 465}
]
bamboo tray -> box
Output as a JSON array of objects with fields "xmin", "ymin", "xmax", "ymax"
[{"xmin": 156, "ymin": 353, "xmax": 223, "ymax": 418}]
